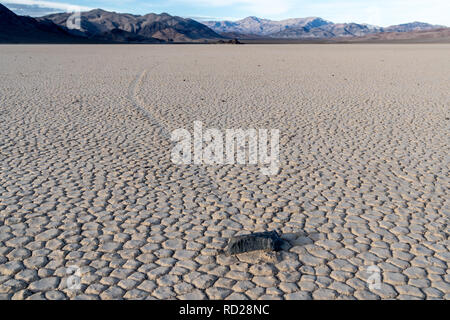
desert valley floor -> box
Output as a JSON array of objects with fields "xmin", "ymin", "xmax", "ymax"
[{"xmin": 0, "ymin": 44, "xmax": 449, "ymax": 300}]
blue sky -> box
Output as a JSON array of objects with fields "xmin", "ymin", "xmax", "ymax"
[{"xmin": 3, "ymin": 0, "xmax": 450, "ymax": 26}]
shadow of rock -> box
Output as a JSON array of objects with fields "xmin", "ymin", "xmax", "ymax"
[
  {"xmin": 279, "ymin": 230, "xmax": 324, "ymax": 251},
  {"xmin": 221, "ymin": 229, "xmax": 323, "ymax": 261}
]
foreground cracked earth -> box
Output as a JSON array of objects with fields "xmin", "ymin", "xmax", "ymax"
[{"xmin": 0, "ymin": 44, "xmax": 449, "ymax": 300}]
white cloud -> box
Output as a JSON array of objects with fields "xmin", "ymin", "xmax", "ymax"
[{"xmin": 3, "ymin": 0, "xmax": 92, "ymax": 12}]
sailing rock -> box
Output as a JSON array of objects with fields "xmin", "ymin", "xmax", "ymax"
[{"xmin": 225, "ymin": 231, "xmax": 284, "ymax": 255}]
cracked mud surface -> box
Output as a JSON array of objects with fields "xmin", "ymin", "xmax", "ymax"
[{"xmin": 0, "ymin": 44, "xmax": 449, "ymax": 300}]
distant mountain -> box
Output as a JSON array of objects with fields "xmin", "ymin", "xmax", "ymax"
[
  {"xmin": 0, "ymin": 3, "xmax": 88, "ymax": 43},
  {"xmin": 203, "ymin": 16, "xmax": 332, "ymax": 37},
  {"xmin": 385, "ymin": 22, "xmax": 446, "ymax": 33},
  {"xmin": 269, "ymin": 23, "xmax": 383, "ymax": 39},
  {"xmin": 2, "ymin": 4, "xmax": 446, "ymax": 44},
  {"xmin": 95, "ymin": 28, "xmax": 164, "ymax": 43},
  {"xmin": 202, "ymin": 16, "xmax": 445, "ymax": 39},
  {"xmin": 347, "ymin": 28, "xmax": 450, "ymax": 43},
  {"xmin": 41, "ymin": 9, "xmax": 223, "ymax": 42}
]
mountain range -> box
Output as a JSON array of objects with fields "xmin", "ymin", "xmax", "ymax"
[
  {"xmin": 0, "ymin": 4, "xmax": 223, "ymax": 43},
  {"xmin": 346, "ymin": 27, "xmax": 450, "ymax": 43},
  {"xmin": 40, "ymin": 9, "xmax": 223, "ymax": 42},
  {"xmin": 0, "ymin": 3, "xmax": 448, "ymax": 44},
  {"xmin": 0, "ymin": 3, "xmax": 87, "ymax": 43},
  {"xmin": 203, "ymin": 16, "xmax": 445, "ymax": 39}
]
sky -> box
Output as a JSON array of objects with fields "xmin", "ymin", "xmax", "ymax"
[{"xmin": 3, "ymin": 0, "xmax": 450, "ymax": 27}]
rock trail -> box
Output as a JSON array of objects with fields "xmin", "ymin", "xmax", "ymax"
[{"xmin": 0, "ymin": 44, "xmax": 448, "ymax": 300}]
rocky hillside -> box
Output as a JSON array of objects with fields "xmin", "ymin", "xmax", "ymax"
[
  {"xmin": 2, "ymin": 4, "xmax": 446, "ymax": 43},
  {"xmin": 346, "ymin": 27, "xmax": 450, "ymax": 43},
  {"xmin": 385, "ymin": 22, "xmax": 446, "ymax": 33},
  {"xmin": 204, "ymin": 16, "xmax": 332, "ymax": 37},
  {"xmin": 203, "ymin": 16, "xmax": 445, "ymax": 39},
  {"xmin": 41, "ymin": 9, "xmax": 223, "ymax": 42},
  {"xmin": 0, "ymin": 3, "xmax": 87, "ymax": 43}
]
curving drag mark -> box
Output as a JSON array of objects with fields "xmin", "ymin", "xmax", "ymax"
[
  {"xmin": 128, "ymin": 70, "xmax": 171, "ymax": 140},
  {"xmin": 128, "ymin": 70, "xmax": 241, "ymax": 236}
]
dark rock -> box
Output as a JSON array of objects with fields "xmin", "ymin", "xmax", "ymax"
[
  {"xmin": 225, "ymin": 231, "xmax": 283, "ymax": 255},
  {"xmin": 40, "ymin": 10, "xmax": 222, "ymax": 42},
  {"xmin": 216, "ymin": 38, "xmax": 242, "ymax": 44}
]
